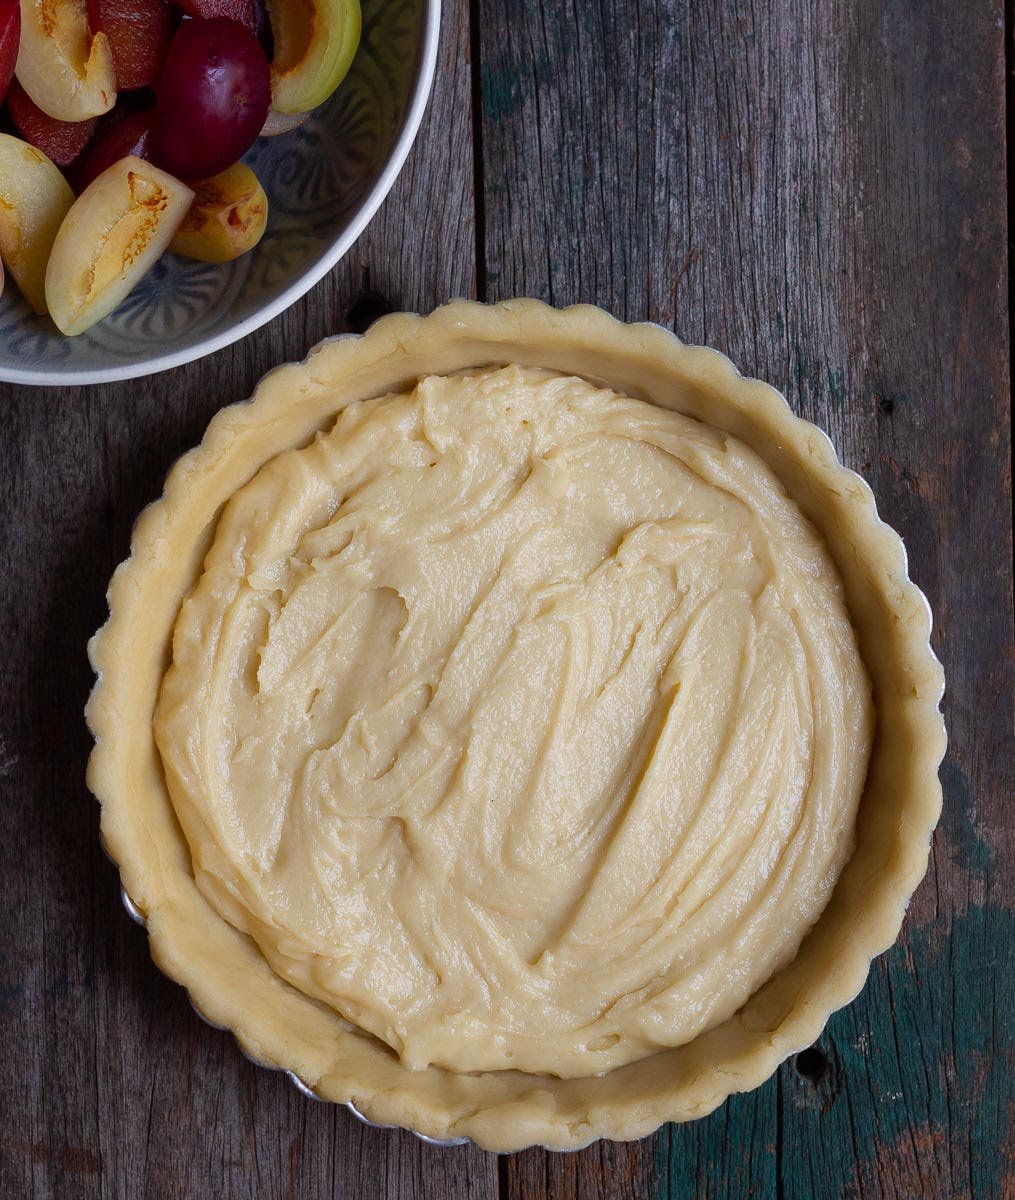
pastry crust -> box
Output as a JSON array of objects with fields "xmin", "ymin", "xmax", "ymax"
[{"xmin": 86, "ymin": 300, "xmax": 946, "ymax": 1152}]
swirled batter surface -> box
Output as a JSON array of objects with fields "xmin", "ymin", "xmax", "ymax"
[{"xmin": 155, "ymin": 365, "xmax": 873, "ymax": 1077}]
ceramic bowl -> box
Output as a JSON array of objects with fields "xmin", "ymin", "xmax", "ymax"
[{"xmin": 0, "ymin": 0, "xmax": 439, "ymax": 386}]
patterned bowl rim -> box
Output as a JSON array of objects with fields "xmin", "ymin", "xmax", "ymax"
[{"xmin": 0, "ymin": 0, "xmax": 441, "ymax": 389}]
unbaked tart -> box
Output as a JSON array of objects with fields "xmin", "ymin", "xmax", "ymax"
[{"xmin": 87, "ymin": 301, "xmax": 945, "ymax": 1152}]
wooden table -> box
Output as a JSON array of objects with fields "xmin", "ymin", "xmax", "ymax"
[{"xmin": 1, "ymin": 1, "xmax": 1011, "ymax": 1196}]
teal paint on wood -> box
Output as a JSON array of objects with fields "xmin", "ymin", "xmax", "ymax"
[
  {"xmin": 476, "ymin": 0, "xmax": 1012, "ymax": 1193},
  {"xmin": 653, "ymin": 748, "xmax": 1013, "ymax": 1200},
  {"xmin": 0, "ymin": 0, "xmax": 1010, "ymax": 1192},
  {"xmin": 655, "ymin": 1086, "xmax": 778, "ymax": 1199},
  {"xmin": 653, "ymin": 923, "xmax": 1013, "ymax": 1200}
]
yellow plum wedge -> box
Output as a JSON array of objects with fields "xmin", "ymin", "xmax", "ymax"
[
  {"xmin": 0, "ymin": 132, "xmax": 74, "ymax": 313},
  {"xmin": 45, "ymin": 156, "xmax": 193, "ymax": 336},
  {"xmin": 170, "ymin": 163, "xmax": 268, "ymax": 263},
  {"xmin": 16, "ymin": 0, "xmax": 116, "ymax": 122},
  {"xmin": 266, "ymin": 0, "xmax": 360, "ymax": 114}
]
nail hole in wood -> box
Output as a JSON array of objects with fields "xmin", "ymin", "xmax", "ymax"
[
  {"xmin": 876, "ymin": 395, "xmax": 895, "ymax": 416},
  {"xmin": 346, "ymin": 291, "xmax": 394, "ymax": 334},
  {"xmin": 795, "ymin": 1045, "xmax": 830, "ymax": 1084}
]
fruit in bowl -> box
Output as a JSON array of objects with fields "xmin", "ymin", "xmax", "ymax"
[
  {"xmin": 86, "ymin": 0, "xmax": 173, "ymax": 90},
  {"xmin": 154, "ymin": 16, "xmax": 270, "ymax": 180},
  {"xmin": 0, "ymin": 132, "xmax": 74, "ymax": 312},
  {"xmin": 0, "ymin": 0, "xmax": 361, "ymax": 335},
  {"xmin": 0, "ymin": 0, "xmax": 21, "ymax": 105},
  {"xmin": 16, "ymin": 0, "xmax": 116, "ymax": 122},
  {"xmin": 267, "ymin": 0, "xmax": 362, "ymax": 113},
  {"xmin": 45, "ymin": 155, "xmax": 193, "ymax": 334},
  {"xmin": 169, "ymin": 162, "xmax": 267, "ymax": 262}
]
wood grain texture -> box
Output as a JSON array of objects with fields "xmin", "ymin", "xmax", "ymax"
[
  {"xmin": 0, "ymin": 0, "xmax": 1011, "ymax": 1196},
  {"xmin": 0, "ymin": 6, "xmax": 489, "ymax": 1199},
  {"xmin": 476, "ymin": 0, "xmax": 1012, "ymax": 1196}
]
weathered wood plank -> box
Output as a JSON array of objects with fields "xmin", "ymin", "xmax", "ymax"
[
  {"xmin": 0, "ymin": 4, "xmax": 488, "ymax": 1198},
  {"xmin": 477, "ymin": 1, "xmax": 1012, "ymax": 1198},
  {"xmin": 1, "ymin": 0, "xmax": 1010, "ymax": 1194}
]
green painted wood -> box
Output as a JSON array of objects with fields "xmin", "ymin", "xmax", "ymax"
[
  {"xmin": 476, "ymin": 0, "xmax": 1012, "ymax": 1196},
  {"xmin": 0, "ymin": 0, "xmax": 1010, "ymax": 1195}
]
